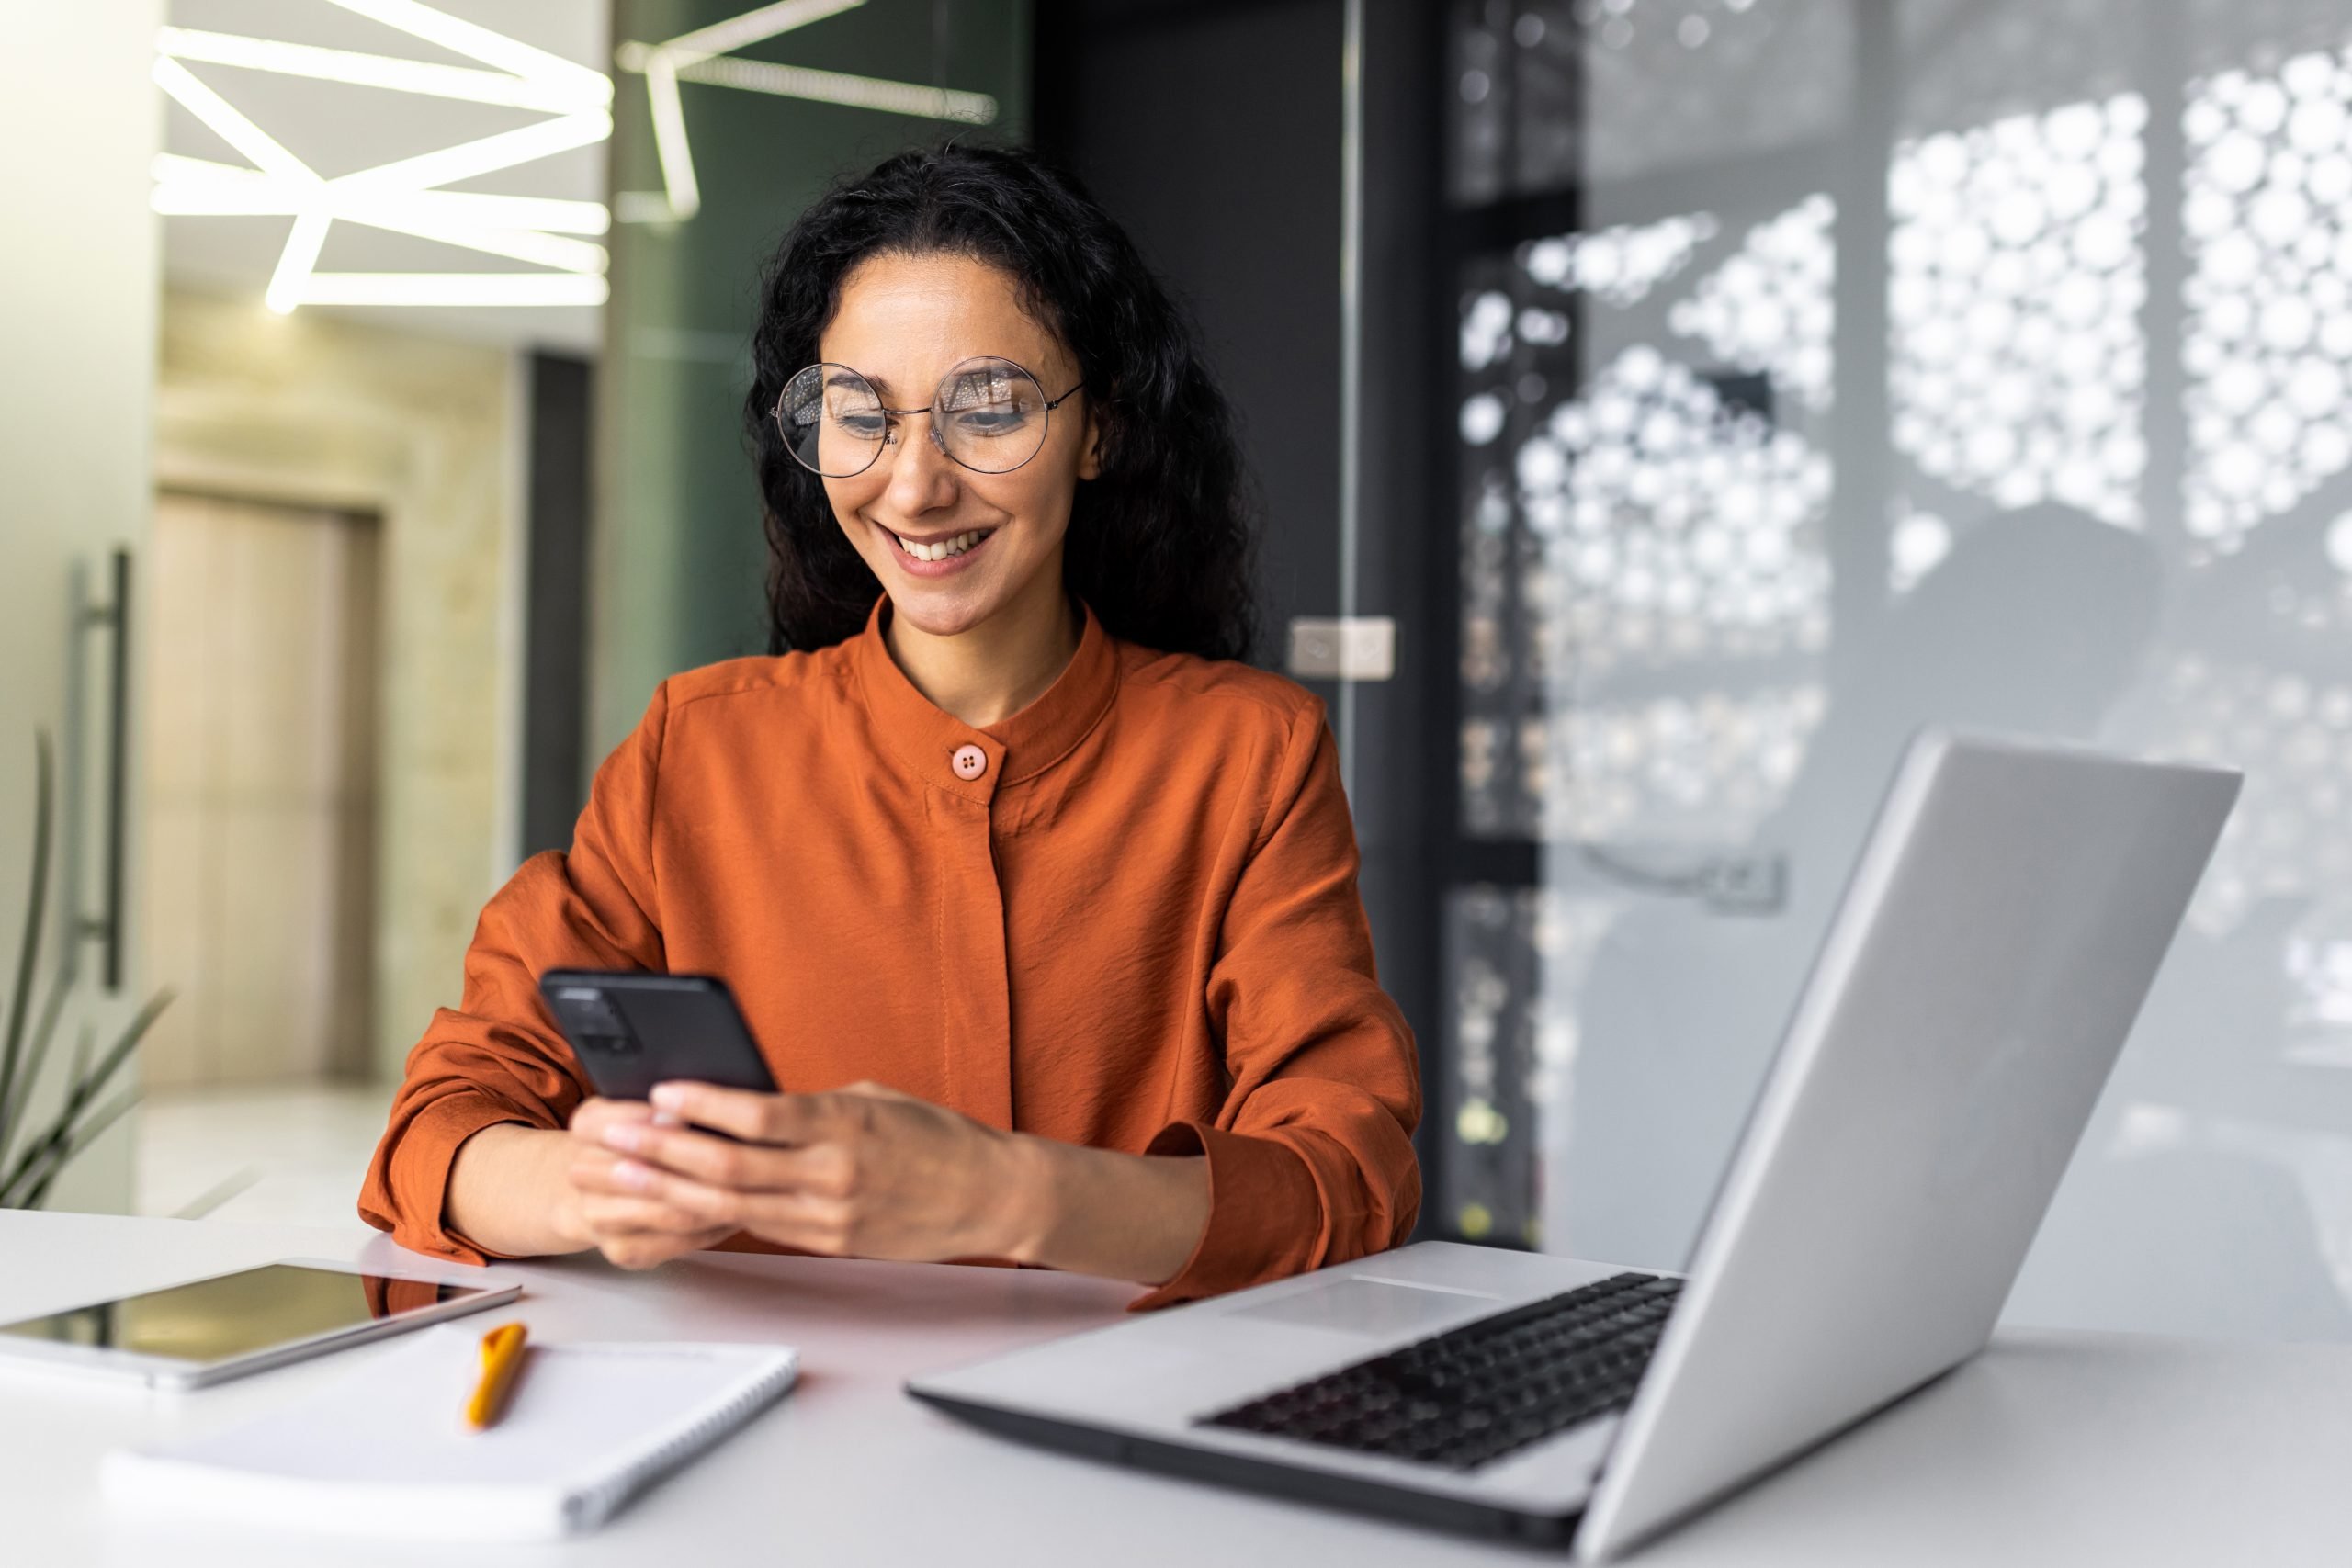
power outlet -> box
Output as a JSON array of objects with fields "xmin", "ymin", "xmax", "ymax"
[{"xmin": 1286, "ymin": 616, "xmax": 1396, "ymax": 682}]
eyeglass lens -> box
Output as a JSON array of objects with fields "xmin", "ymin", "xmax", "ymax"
[{"xmin": 778, "ymin": 356, "xmax": 1056, "ymax": 478}]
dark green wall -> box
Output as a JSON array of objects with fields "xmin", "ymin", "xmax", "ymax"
[{"xmin": 593, "ymin": 0, "xmax": 1031, "ymax": 757}]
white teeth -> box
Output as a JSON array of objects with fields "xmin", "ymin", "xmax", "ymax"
[{"xmin": 895, "ymin": 529, "xmax": 985, "ymax": 562}]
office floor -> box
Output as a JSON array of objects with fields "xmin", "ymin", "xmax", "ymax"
[{"xmin": 134, "ymin": 1081, "xmax": 392, "ymax": 1226}]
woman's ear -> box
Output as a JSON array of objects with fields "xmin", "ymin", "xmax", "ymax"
[{"xmin": 1077, "ymin": 405, "xmax": 1103, "ymax": 481}]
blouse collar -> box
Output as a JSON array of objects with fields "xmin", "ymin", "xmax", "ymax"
[{"xmin": 849, "ymin": 590, "xmax": 1120, "ymax": 802}]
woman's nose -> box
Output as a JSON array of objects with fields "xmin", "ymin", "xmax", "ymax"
[{"xmin": 881, "ymin": 414, "xmax": 960, "ymax": 512}]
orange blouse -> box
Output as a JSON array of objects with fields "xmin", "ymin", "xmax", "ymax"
[{"xmin": 358, "ymin": 592, "xmax": 1421, "ymax": 1306}]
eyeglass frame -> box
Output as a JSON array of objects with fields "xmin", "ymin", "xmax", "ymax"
[{"xmin": 771, "ymin": 355, "xmax": 1088, "ymax": 479}]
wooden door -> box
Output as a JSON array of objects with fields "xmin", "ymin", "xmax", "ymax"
[{"xmin": 138, "ymin": 492, "xmax": 380, "ymax": 1089}]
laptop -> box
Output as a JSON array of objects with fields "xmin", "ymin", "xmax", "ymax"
[{"xmin": 910, "ymin": 731, "xmax": 2241, "ymax": 1559}]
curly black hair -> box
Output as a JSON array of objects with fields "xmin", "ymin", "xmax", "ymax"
[{"xmin": 742, "ymin": 141, "xmax": 1260, "ymax": 662}]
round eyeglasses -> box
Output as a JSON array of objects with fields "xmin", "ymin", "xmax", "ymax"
[{"xmin": 774, "ymin": 355, "xmax": 1085, "ymax": 479}]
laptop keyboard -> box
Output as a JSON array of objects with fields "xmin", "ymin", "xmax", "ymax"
[{"xmin": 1199, "ymin": 1271, "xmax": 1682, "ymax": 1472}]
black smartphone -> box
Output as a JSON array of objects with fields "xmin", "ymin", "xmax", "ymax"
[{"xmin": 537, "ymin": 970, "xmax": 780, "ymax": 1101}]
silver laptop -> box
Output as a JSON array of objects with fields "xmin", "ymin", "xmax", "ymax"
[{"xmin": 910, "ymin": 731, "xmax": 2241, "ymax": 1559}]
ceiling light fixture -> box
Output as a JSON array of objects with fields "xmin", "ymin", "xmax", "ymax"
[
  {"xmin": 613, "ymin": 0, "xmax": 999, "ymax": 224},
  {"xmin": 332, "ymin": 109, "xmax": 612, "ymax": 194},
  {"xmin": 154, "ymin": 27, "xmax": 601, "ymax": 114},
  {"xmin": 321, "ymin": 0, "xmax": 610, "ymax": 110},
  {"xmin": 151, "ymin": 1, "xmax": 613, "ymax": 313},
  {"xmin": 291, "ymin": 273, "xmax": 611, "ymax": 308},
  {"xmin": 152, "ymin": 155, "xmax": 612, "ymax": 235},
  {"xmin": 675, "ymin": 53, "xmax": 996, "ymax": 123},
  {"xmin": 153, "ymin": 55, "xmax": 313, "ymax": 184},
  {"xmin": 268, "ymin": 211, "xmax": 334, "ymax": 315}
]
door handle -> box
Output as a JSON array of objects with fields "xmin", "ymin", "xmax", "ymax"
[{"xmin": 77, "ymin": 548, "xmax": 130, "ymax": 992}]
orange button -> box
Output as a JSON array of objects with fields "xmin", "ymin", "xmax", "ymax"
[{"xmin": 951, "ymin": 743, "xmax": 988, "ymax": 781}]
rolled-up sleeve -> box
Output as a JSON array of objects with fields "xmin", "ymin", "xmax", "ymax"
[
  {"xmin": 357, "ymin": 685, "xmax": 673, "ymax": 1262},
  {"xmin": 1132, "ymin": 701, "xmax": 1422, "ymax": 1308}
]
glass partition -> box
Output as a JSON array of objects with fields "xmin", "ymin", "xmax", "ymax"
[
  {"xmin": 1443, "ymin": 0, "xmax": 2352, "ymax": 1340},
  {"xmin": 596, "ymin": 0, "xmax": 1030, "ymax": 759}
]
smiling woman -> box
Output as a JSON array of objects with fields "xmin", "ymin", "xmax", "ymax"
[
  {"xmin": 747, "ymin": 145, "xmax": 1261, "ymax": 662},
  {"xmin": 358, "ymin": 143, "xmax": 1420, "ymax": 1307},
  {"xmin": 796, "ymin": 252, "xmax": 1102, "ymax": 651}
]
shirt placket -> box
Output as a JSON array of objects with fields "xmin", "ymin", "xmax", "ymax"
[{"xmin": 931, "ymin": 733, "xmax": 1015, "ymax": 1132}]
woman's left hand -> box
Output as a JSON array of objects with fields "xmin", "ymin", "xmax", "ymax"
[{"xmin": 573, "ymin": 1080, "xmax": 1043, "ymax": 1264}]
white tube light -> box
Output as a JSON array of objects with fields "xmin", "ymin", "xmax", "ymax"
[
  {"xmin": 152, "ymin": 157, "xmax": 611, "ymax": 235},
  {"xmin": 322, "ymin": 0, "xmax": 611, "ymax": 107},
  {"xmin": 155, "ymin": 27, "xmax": 600, "ymax": 114},
  {"xmin": 266, "ymin": 212, "xmax": 333, "ymax": 314},
  {"xmin": 660, "ymin": 0, "xmax": 865, "ymax": 67},
  {"xmin": 677, "ymin": 53, "xmax": 996, "ymax": 124},
  {"xmin": 337, "ymin": 110, "xmax": 613, "ymax": 194},
  {"xmin": 155, "ymin": 178, "xmax": 610, "ymax": 271},
  {"xmin": 153, "ymin": 55, "xmax": 318, "ymax": 185},
  {"xmin": 292, "ymin": 273, "xmax": 611, "ymax": 308},
  {"xmin": 645, "ymin": 54, "xmax": 702, "ymax": 220},
  {"xmin": 341, "ymin": 215, "xmax": 608, "ymax": 275},
  {"xmin": 155, "ymin": 166, "xmax": 608, "ymax": 276}
]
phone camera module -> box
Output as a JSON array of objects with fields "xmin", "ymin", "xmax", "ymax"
[{"xmin": 557, "ymin": 988, "xmax": 641, "ymax": 1055}]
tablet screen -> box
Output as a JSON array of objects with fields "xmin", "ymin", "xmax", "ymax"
[{"xmin": 0, "ymin": 1264, "xmax": 487, "ymax": 1366}]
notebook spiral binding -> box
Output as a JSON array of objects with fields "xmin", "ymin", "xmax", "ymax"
[{"xmin": 559, "ymin": 1344, "xmax": 801, "ymax": 1534}]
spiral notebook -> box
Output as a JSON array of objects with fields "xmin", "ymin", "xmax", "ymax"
[{"xmin": 102, "ymin": 1324, "xmax": 799, "ymax": 1540}]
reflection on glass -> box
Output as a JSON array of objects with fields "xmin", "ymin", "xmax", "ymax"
[
  {"xmin": 0, "ymin": 1265, "xmax": 475, "ymax": 1364},
  {"xmin": 1444, "ymin": 0, "xmax": 2352, "ymax": 1342},
  {"xmin": 2183, "ymin": 48, "xmax": 2352, "ymax": 552},
  {"xmin": 1889, "ymin": 97, "xmax": 2149, "ymax": 528}
]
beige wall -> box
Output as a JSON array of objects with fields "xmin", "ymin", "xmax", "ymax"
[
  {"xmin": 0, "ymin": 5, "xmax": 164, "ymax": 1214},
  {"xmin": 153, "ymin": 289, "xmax": 524, "ymax": 1082}
]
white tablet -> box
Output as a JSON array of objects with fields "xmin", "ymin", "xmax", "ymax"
[{"xmin": 0, "ymin": 1258, "xmax": 521, "ymax": 1389}]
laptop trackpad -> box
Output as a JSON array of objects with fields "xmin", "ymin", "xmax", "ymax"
[{"xmin": 1227, "ymin": 1277, "xmax": 1498, "ymax": 1337}]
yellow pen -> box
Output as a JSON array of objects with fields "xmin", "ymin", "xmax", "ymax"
[{"xmin": 465, "ymin": 1321, "xmax": 529, "ymax": 1431}]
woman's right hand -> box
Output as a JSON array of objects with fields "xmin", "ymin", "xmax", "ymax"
[{"xmin": 559, "ymin": 1100, "xmax": 738, "ymax": 1269}]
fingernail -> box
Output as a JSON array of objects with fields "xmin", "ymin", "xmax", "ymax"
[
  {"xmin": 601, "ymin": 1123, "xmax": 640, "ymax": 1154},
  {"xmin": 650, "ymin": 1084, "xmax": 685, "ymax": 1112},
  {"xmin": 613, "ymin": 1159, "xmax": 653, "ymax": 1191}
]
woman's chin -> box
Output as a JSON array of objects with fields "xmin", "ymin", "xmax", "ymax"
[
  {"xmin": 873, "ymin": 547, "xmax": 1041, "ymax": 635},
  {"xmin": 892, "ymin": 598, "xmax": 980, "ymax": 637},
  {"xmin": 883, "ymin": 572, "xmax": 999, "ymax": 637}
]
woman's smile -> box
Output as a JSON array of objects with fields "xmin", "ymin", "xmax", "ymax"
[{"xmin": 875, "ymin": 517, "xmax": 1001, "ymax": 576}]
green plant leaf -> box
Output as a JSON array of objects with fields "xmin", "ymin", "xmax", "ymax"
[
  {"xmin": 17, "ymin": 1087, "xmax": 141, "ymax": 1212},
  {"xmin": 0, "ymin": 732, "xmax": 54, "ymax": 1159},
  {"xmin": 0, "ymin": 965, "xmax": 74, "ymax": 1175},
  {"xmin": 0, "ymin": 987, "xmax": 171, "ymax": 1209}
]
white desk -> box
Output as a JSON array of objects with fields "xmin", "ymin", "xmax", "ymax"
[{"xmin": 6, "ymin": 1210, "xmax": 2350, "ymax": 1566}]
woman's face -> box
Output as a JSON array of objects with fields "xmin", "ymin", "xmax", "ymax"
[{"xmin": 816, "ymin": 251, "xmax": 1099, "ymax": 640}]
